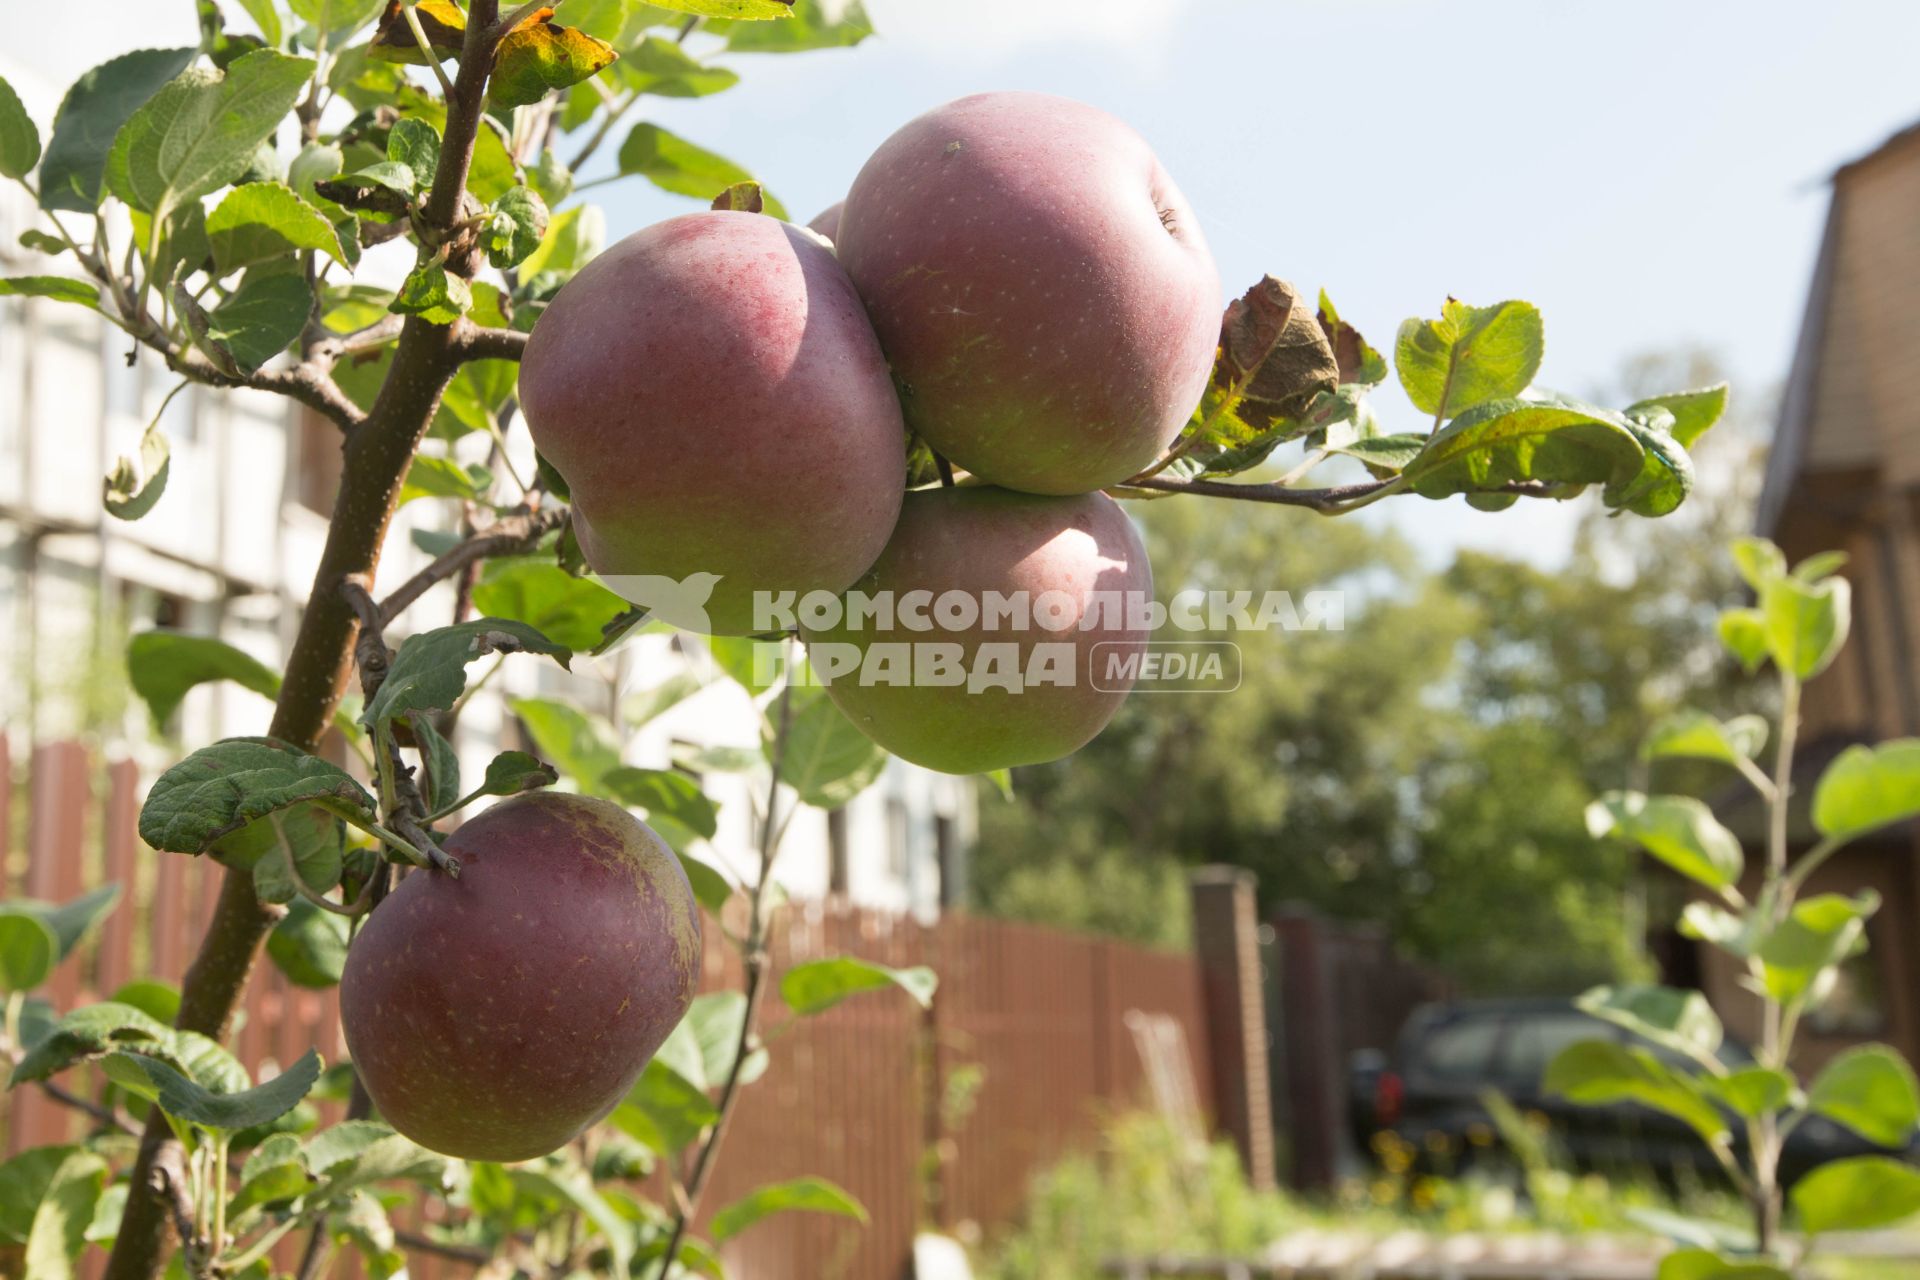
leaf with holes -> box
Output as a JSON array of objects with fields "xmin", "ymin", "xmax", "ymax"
[{"xmin": 138, "ymin": 737, "xmax": 375, "ymax": 854}]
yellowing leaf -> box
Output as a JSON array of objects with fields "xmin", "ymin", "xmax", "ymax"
[
  {"xmin": 489, "ymin": 22, "xmax": 619, "ymax": 109},
  {"xmin": 367, "ymin": 0, "xmax": 466, "ymax": 64}
]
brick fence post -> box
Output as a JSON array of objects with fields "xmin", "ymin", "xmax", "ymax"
[{"xmin": 1188, "ymin": 866, "xmax": 1274, "ymax": 1189}]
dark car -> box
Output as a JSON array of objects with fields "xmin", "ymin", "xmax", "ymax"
[{"xmin": 1357, "ymin": 997, "xmax": 1913, "ymax": 1186}]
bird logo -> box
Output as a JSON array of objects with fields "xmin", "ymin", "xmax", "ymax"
[{"xmin": 595, "ymin": 571, "xmax": 723, "ymax": 635}]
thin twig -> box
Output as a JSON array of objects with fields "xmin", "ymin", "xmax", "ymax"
[
  {"xmin": 376, "ymin": 505, "xmax": 567, "ymax": 625},
  {"xmin": 404, "ymin": 1, "xmax": 457, "ymax": 96},
  {"xmin": 1118, "ymin": 474, "xmax": 1398, "ymax": 511},
  {"xmin": 39, "ymin": 1079, "xmax": 141, "ymax": 1136},
  {"xmin": 657, "ymin": 650, "xmax": 798, "ymax": 1273}
]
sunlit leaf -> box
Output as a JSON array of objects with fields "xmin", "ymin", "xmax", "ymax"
[
  {"xmin": 0, "ymin": 74, "xmax": 41, "ymax": 179},
  {"xmin": 1641, "ymin": 710, "xmax": 1769, "ymax": 767},
  {"xmin": 102, "ymin": 420, "xmax": 171, "ymax": 521},
  {"xmin": 121, "ymin": 1048, "xmax": 322, "ymax": 1131},
  {"xmin": 38, "ymin": 47, "xmax": 197, "ymax": 211},
  {"xmin": 0, "ymin": 276, "xmax": 101, "ymax": 311},
  {"xmin": 208, "ymin": 182, "xmax": 348, "ymax": 273},
  {"xmin": 781, "ymin": 955, "xmax": 937, "ymax": 1015},
  {"xmin": 1791, "ymin": 1156, "xmax": 1920, "ymax": 1234},
  {"xmin": 619, "ymin": 35, "xmax": 740, "ymax": 97},
  {"xmin": 1628, "ymin": 383, "xmax": 1728, "ymax": 449},
  {"xmin": 1586, "ymin": 791, "xmax": 1743, "ymax": 891},
  {"xmin": 617, "ymin": 123, "xmax": 787, "ymax": 216},
  {"xmin": 710, "ymin": 1176, "xmax": 865, "ymax": 1243},
  {"xmin": 1808, "ymin": 1045, "xmax": 1920, "ymax": 1147},
  {"xmin": 1404, "ymin": 392, "xmax": 1641, "ymax": 503},
  {"xmin": 1395, "ymin": 298, "xmax": 1543, "ymax": 419},
  {"xmin": 1544, "ymin": 1039, "xmax": 1727, "ymax": 1143},
  {"xmin": 490, "ymin": 20, "xmax": 619, "ymax": 109},
  {"xmin": 1811, "ymin": 739, "xmax": 1920, "ymax": 842},
  {"xmin": 390, "ymin": 259, "xmax": 471, "ymax": 324}
]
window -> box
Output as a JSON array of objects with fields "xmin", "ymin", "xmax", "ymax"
[
  {"xmin": 935, "ymin": 813, "xmax": 958, "ymax": 909},
  {"xmin": 294, "ymin": 408, "xmax": 344, "ymax": 514},
  {"xmin": 886, "ymin": 797, "xmax": 908, "ymax": 880},
  {"xmin": 1416, "ymin": 1017, "xmax": 1503, "ymax": 1082}
]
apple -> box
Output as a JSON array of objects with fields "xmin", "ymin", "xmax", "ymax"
[
  {"xmin": 835, "ymin": 92, "xmax": 1221, "ymax": 496},
  {"xmin": 340, "ymin": 792, "xmax": 699, "ymax": 1161},
  {"xmin": 520, "ymin": 210, "xmax": 907, "ymax": 634},
  {"xmin": 801, "ymin": 485, "xmax": 1152, "ymax": 774},
  {"xmin": 807, "ymin": 200, "xmax": 843, "ymax": 242}
]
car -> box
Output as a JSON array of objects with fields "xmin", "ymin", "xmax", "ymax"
[{"xmin": 1356, "ymin": 997, "xmax": 1915, "ymax": 1185}]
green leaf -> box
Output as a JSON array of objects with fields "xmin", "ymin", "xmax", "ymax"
[
  {"xmin": 366, "ymin": 620, "xmax": 571, "ymax": 731},
  {"xmin": 1791, "ymin": 1155, "xmax": 1920, "ymax": 1234},
  {"xmin": 1759, "ymin": 891, "xmax": 1878, "ymax": 1006},
  {"xmin": 471, "ymin": 751, "xmax": 559, "ymax": 803},
  {"xmin": 776, "ymin": 690, "xmax": 888, "ymax": 809},
  {"xmin": 23, "ymin": 1150, "xmax": 106, "ymax": 1280},
  {"xmin": 677, "ymin": 851, "xmax": 733, "ymax": 914},
  {"xmin": 1628, "ymin": 383, "xmax": 1728, "ymax": 449},
  {"xmin": 518, "ymin": 203, "xmax": 603, "ymax": 280},
  {"xmin": 1808, "ymin": 1045, "xmax": 1920, "ymax": 1147},
  {"xmin": 103, "ymin": 419, "xmax": 171, "ymax": 521},
  {"xmin": 1586, "ymin": 791, "xmax": 1743, "ymax": 891},
  {"xmin": 483, "ymin": 185, "xmax": 549, "ymax": 269},
  {"xmin": 304, "ymin": 1120, "xmax": 398, "ymax": 1177},
  {"xmin": 289, "ymin": 0, "xmax": 386, "ymax": 37},
  {"xmin": 1605, "ymin": 407, "xmax": 1694, "ymax": 518},
  {"xmin": 138, "ymin": 737, "xmax": 375, "ymax": 854},
  {"xmin": 1395, "ymin": 298, "xmax": 1543, "ymax": 419},
  {"xmin": 655, "ymin": 0, "xmax": 795, "ymax": 18},
  {"xmin": 17, "ymin": 230, "xmax": 67, "ymax": 255},
  {"xmin": 1760, "ymin": 573, "xmax": 1850, "ymax": 680},
  {"xmin": 385, "ymin": 117, "xmax": 440, "ymax": 189},
  {"xmin": 0, "ymin": 276, "xmax": 102, "ymax": 311},
  {"xmin": 123, "ymin": 1048, "xmax": 322, "ymax": 1131},
  {"xmin": 471, "ymin": 557, "xmax": 627, "ymax": 652},
  {"xmin": 617, "ymin": 123, "xmax": 787, "ymax": 216},
  {"xmin": 106, "ymin": 49, "xmax": 314, "ymax": 227},
  {"xmin": 9, "ymin": 1001, "xmax": 173, "ymax": 1084},
  {"xmin": 710, "ymin": 1176, "xmax": 866, "ymax": 1243},
  {"xmin": 1656, "ymin": 1249, "xmax": 1789, "ymax": 1280},
  {"xmin": 225, "ymin": 803, "xmax": 348, "ymax": 902},
  {"xmin": 1404, "ymin": 393, "xmax": 1642, "ymax": 502},
  {"xmin": 228, "ymin": 1155, "xmax": 311, "ymax": 1217},
  {"xmin": 127, "ymin": 629, "xmax": 362, "ymax": 735},
  {"xmin": 1812, "ymin": 739, "xmax": 1920, "ymax": 842},
  {"xmin": 1681, "ymin": 899, "xmax": 1764, "ymax": 959},
  {"xmin": 1718, "ymin": 607, "xmax": 1768, "ymax": 674},
  {"xmin": 205, "ymin": 269, "xmax": 314, "ymax": 372},
  {"xmin": 1731, "ymin": 536, "xmax": 1787, "ymax": 591},
  {"xmin": 715, "ymin": 0, "xmax": 869, "ymax": 48},
  {"xmin": 619, "ymin": 35, "xmax": 740, "ymax": 96},
  {"xmin": 1327, "ymin": 431, "xmax": 1426, "ymax": 477},
  {"xmin": 391, "ymin": 259, "xmax": 471, "ymax": 325},
  {"xmin": 0, "ymin": 75, "xmax": 41, "ymax": 179},
  {"xmin": 411, "ymin": 716, "xmax": 459, "ymax": 814},
  {"xmin": 1576, "ymin": 984, "xmax": 1723, "ymax": 1060},
  {"xmin": 396, "ymin": 453, "xmax": 491, "ymax": 506},
  {"xmin": 109, "ymin": 979, "xmax": 181, "ymax": 1025},
  {"xmin": 236, "ymin": 0, "xmax": 285, "ymax": 47},
  {"xmin": 314, "ymin": 161, "xmax": 414, "ymax": 217},
  {"xmin": 266, "ymin": 897, "xmax": 351, "ymax": 989},
  {"xmin": 38, "ymin": 48, "xmax": 198, "ymax": 211},
  {"xmin": 1543, "ymin": 1039, "xmax": 1727, "ymax": 1143},
  {"xmin": 207, "ymin": 182, "xmax": 347, "ymax": 273},
  {"xmin": 1793, "ymin": 550, "xmax": 1848, "ymax": 583},
  {"xmin": 508, "ymin": 696, "xmax": 621, "ymax": 788},
  {"xmin": 616, "ymin": 1059, "xmax": 718, "ymax": 1153},
  {"xmin": 0, "ymin": 914, "xmax": 58, "ymax": 992},
  {"xmin": 1700, "ymin": 1067, "xmax": 1795, "ymax": 1119},
  {"xmin": 781, "ymin": 956, "xmax": 937, "ymax": 1015},
  {"xmin": 508, "ymin": 1167, "xmax": 633, "ymax": 1276},
  {"xmin": 490, "ymin": 21, "xmax": 620, "ymax": 109},
  {"xmin": 1642, "ymin": 711, "xmax": 1769, "ymax": 767},
  {"xmin": 8, "ymin": 884, "xmax": 122, "ymax": 964},
  {"xmin": 0, "ymin": 1147, "xmax": 79, "ymax": 1245},
  {"xmin": 601, "ymin": 767, "xmax": 719, "ymax": 840}
]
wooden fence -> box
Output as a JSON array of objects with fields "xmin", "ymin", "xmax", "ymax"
[{"xmin": 1, "ymin": 736, "xmax": 1216, "ymax": 1280}]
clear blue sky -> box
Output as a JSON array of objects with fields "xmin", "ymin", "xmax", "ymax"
[{"xmin": 53, "ymin": 1, "xmax": 1920, "ymax": 563}]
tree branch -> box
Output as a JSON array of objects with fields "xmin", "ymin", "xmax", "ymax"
[
  {"xmin": 103, "ymin": 9, "xmax": 509, "ymax": 1279},
  {"xmin": 453, "ymin": 322, "xmax": 528, "ymax": 363},
  {"xmin": 1117, "ymin": 475, "xmax": 1396, "ymax": 510},
  {"xmin": 658, "ymin": 656, "xmax": 797, "ymax": 1273},
  {"xmin": 38, "ymin": 1078, "xmax": 141, "ymax": 1136},
  {"xmin": 375, "ymin": 504, "xmax": 568, "ymax": 625}
]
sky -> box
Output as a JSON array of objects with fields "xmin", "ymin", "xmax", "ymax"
[{"xmin": 21, "ymin": 0, "xmax": 1920, "ymax": 567}]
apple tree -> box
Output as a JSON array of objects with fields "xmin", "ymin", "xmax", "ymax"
[{"xmin": 0, "ymin": 1, "xmax": 1730, "ymax": 1276}]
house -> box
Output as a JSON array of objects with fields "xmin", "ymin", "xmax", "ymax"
[
  {"xmin": 1689, "ymin": 119, "xmax": 1920, "ymax": 1070},
  {"xmin": 0, "ymin": 53, "xmax": 970, "ymax": 919}
]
